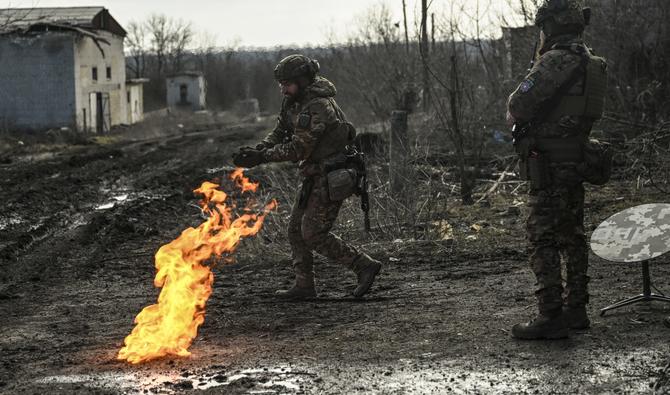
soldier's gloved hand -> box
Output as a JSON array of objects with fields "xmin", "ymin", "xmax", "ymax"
[{"xmin": 233, "ymin": 147, "xmax": 266, "ymax": 168}]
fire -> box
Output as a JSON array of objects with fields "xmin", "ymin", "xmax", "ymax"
[{"xmin": 117, "ymin": 169, "xmax": 276, "ymax": 364}]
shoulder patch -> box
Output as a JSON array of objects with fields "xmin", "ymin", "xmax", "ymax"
[
  {"xmin": 297, "ymin": 112, "xmax": 312, "ymax": 129},
  {"xmin": 519, "ymin": 79, "xmax": 535, "ymax": 93}
]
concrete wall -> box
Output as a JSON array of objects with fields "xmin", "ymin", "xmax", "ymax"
[
  {"xmin": 73, "ymin": 30, "xmax": 127, "ymax": 132},
  {"xmin": 0, "ymin": 33, "xmax": 76, "ymax": 130},
  {"xmin": 503, "ymin": 25, "xmax": 538, "ymax": 81},
  {"xmin": 126, "ymin": 84, "xmax": 144, "ymax": 124},
  {"xmin": 166, "ymin": 75, "xmax": 206, "ymax": 111}
]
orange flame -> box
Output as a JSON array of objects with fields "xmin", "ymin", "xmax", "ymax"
[{"xmin": 117, "ymin": 168, "xmax": 276, "ymax": 364}]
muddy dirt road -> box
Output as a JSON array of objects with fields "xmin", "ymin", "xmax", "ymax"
[{"xmin": 1, "ymin": 123, "xmax": 670, "ymax": 394}]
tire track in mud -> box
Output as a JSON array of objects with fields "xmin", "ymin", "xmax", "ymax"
[
  {"xmin": 3, "ymin": 123, "xmax": 670, "ymax": 393},
  {"xmin": 0, "ymin": 124, "xmax": 268, "ymax": 392}
]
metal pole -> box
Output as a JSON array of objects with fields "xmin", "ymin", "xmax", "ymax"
[
  {"xmin": 389, "ymin": 110, "xmax": 409, "ymax": 194},
  {"xmin": 642, "ymin": 260, "xmax": 651, "ymax": 297}
]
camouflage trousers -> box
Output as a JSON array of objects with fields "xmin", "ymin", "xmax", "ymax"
[
  {"xmin": 287, "ymin": 175, "xmax": 359, "ymax": 285},
  {"xmin": 526, "ymin": 168, "xmax": 589, "ymax": 314}
]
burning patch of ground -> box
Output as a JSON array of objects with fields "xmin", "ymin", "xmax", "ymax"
[{"xmin": 2, "ymin": 121, "xmax": 670, "ymax": 394}]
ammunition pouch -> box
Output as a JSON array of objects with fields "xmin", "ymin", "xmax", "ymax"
[
  {"xmin": 576, "ymin": 139, "xmax": 612, "ymax": 185},
  {"xmin": 326, "ymin": 168, "xmax": 358, "ymax": 201},
  {"xmin": 535, "ymin": 137, "xmax": 584, "ymax": 163},
  {"xmin": 518, "ymin": 137, "xmax": 584, "ymax": 190},
  {"xmin": 322, "ymin": 151, "xmax": 365, "ymax": 202}
]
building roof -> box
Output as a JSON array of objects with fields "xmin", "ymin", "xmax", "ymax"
[
  {"xmin": 127, "ymin": 78, "xmax": 150, "ymax": 84},
  {"xmin": 167, "ymin": 71, "xmax": 205, "ymax": 78},
  {"xmin": 0, "ymin": 6, "xmax": 127, "ymax": 37}
]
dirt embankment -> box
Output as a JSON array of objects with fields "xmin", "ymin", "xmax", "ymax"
[{"xmin": 1, "ymin": 123, "xmax": 670, "ymax": 394}]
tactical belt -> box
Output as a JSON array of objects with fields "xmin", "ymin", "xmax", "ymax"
[{"xmin": 535, "ymin": 137, "xmax": 585, "ymax": 163}]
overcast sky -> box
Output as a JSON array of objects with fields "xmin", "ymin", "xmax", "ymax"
[{"xmin": 6, "ymin": 0, "xmax": 525, "ymax": 48}]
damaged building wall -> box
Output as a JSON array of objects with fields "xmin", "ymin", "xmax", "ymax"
[
  {"xmin": 126, "ymin": 82, "xmax": 146, "ymax": 124},
  {"xmin": 0, "ymin": 33, "xmax": 77, "ymax": 130},
  {"xmin": 167, "ymin": 74, "xmax": 207, "ymax": 112},
  {"xmin": 73, "ymin": 30, "xmax": 127, "ymax": 132}
]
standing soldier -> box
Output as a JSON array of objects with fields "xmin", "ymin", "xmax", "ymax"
[
  {"xmin": 507, "ymin": 0, "xmax": 608, "ymax": 339},
  {"xmin": 233, "ymin": 54, "xmax": 381, "ymax": 299}
]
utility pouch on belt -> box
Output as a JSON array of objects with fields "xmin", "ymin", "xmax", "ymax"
[
  {"xmin": 298, "ymin": 177, "xmax": 315, "ymax": 209},
  {"xmin": 576, "ymin": 139, "xmax": 612, "ymax": 185},
  {"xmin": 326, "ymin": 168, "xmax": 357, "ymax": 201},
  {"xmin": 527, "ymin": 154, "xmax": 551, "ymax": 190}
]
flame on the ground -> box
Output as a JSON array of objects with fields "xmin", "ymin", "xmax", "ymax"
[{"xmin": 117, "ymin": 168, "xmax": 276, "ymax": 364}]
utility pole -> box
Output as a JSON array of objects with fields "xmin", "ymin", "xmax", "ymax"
[{"xmin": 421, "ymin": 0, "xmax": 430, "ymax": 112}]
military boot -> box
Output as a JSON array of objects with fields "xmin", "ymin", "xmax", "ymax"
[
  {"xmin": 562, "ymin": 305, "xmax": 590, "ymax": 329},
  {"xmin": 275, "ymin": 275, "xmax": 316, "ymax": 300},
  {"xmin": 276, "ymin": 259, "xmax": 316, "ymax": 300},
  {"xmin": 351, "ymin": 253, "xmax": 381, "ymax": 298},
  {"xmin": 511, "ymin": 311, "xmax": 569, "ymax": 340},
  {"xmin": 275, "ymin": 283, "xmax": 316, "ymax": 300}
]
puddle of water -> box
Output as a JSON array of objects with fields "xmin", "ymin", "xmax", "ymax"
[
  {"xmin": 34, "ymin": 349, "xmax": 658, "ymax": 393},
  {"xmin": 0, "ymin": 214, "xmax": 23, "ymax": 231},
  {"xmin": 95, "ymin": 194, "xmax": 130, "ymax": 211},
  {"xmin": 36, "ymin": 366, "xmax": 306, "ymax": 394},
  {"xmin": 94, "ymin": 190, "xmax": 173, "ymax": 211},
  {"xmin": 95, "ymin": 202, "xmax": 116, "ymax": 210}
]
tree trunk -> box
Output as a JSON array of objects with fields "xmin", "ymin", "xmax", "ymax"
[
  {"xmin": 402, "ymin": 0, "xmax": 410, "ymax": 55},
  {"xmin": 421, "ymin": 0, "xmax": 430, "ymax": 112}
]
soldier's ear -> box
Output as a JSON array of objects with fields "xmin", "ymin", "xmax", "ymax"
[{"xmin": 310, "ymin": 59, "xmax": 320, "ymax": 74}]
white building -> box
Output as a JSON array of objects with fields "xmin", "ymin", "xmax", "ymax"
[
  {"xmin": 126, "ymin": 78, "xmax": 148, "ymax": 124},
  {"xmin": 0, "ymin": 7, "xmax": 145, "ymax": 132},
  {"xmin": 166, "ymin": 72, "xmax": 207, "ymax": 112}
]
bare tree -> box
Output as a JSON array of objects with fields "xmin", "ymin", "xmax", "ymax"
[
  {"xmin": 328, "ymin": 4, "xmax": 417, "ymax": 123},
  {"xmin": 144, "ymin": 14, "xmax": 193, "ymax": 76},
  {"xmin": 166, "ymin": 19, "xmax": 194, "ymax": 73},
  {"xmin": 125, "ymin": 21, "xmax": 148, "ymax": 78},
  {"xmin": 0, "ymin": 4, "xmax": 38, "ymax": 30},
  {"xmin": 420, "ymin": 0, "xmax": 509, "ymax": 204},
  {"xmin": 420, "ymin": 0, "xmax": 430, "ymax": 111}
]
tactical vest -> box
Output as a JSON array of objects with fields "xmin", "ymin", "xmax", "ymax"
[
  {"xmin": 299, "ymin": 98, "xmax": 356, "ymax": 164},
  {"xmin": 546, "ymin": 44, "xmax": 608, "ymax": 122}
]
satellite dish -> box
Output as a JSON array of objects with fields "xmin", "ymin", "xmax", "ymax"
[
  {"xmin": 590, "ymin": 203, "xmax": 670, "ymax": 316},
  {"xmin": 590, "ymin": 203, "xmax": 670, "ymax": 263}
]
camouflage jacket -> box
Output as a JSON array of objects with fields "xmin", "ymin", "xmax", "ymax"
[
  {"xmin": 261, "ymin": 76, "xmax": 347, "ymax": 164},
  {"xmin": 507, "ymin": 35, "xmax": 594, "ymax": 138}
]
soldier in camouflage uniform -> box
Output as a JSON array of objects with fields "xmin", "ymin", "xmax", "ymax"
[
  {"xmin": 507, "ymin": 0, "xmax": 607, "ymax": 339},
  {"xmin": 233, "ymin": 54, "xmax": 382, "ymax": 299}
]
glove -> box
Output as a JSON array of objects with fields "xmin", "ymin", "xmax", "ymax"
[{"xmin": 233, "ymin": 147, "xmax": 266, "ymax": 168}]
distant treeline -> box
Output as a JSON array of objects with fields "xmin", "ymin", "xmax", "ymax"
[{"xmin": 126, "ymin": 0, "xmax": 669, "ymax": 127}]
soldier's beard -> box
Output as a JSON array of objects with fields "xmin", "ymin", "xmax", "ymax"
[
  {"xmin": 284, "ymin": 92, "xmax": 296, "ymax": 105},
  {"xmin": 284, "ymin": 89, "xmax": 305, "ymax": 105}
]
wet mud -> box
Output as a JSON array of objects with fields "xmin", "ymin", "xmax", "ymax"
[{"xmin": 1, "ymin": 124, "xmax": 670, "ymax": 394}]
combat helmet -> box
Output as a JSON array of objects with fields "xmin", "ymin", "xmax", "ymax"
[
  {"xmin": 534, "ymin": 0, "xmax": 590, "ymax": 32},
  {"xmin": 274, "ymin": 54, "xmax": 320, "ymax": 83}
]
